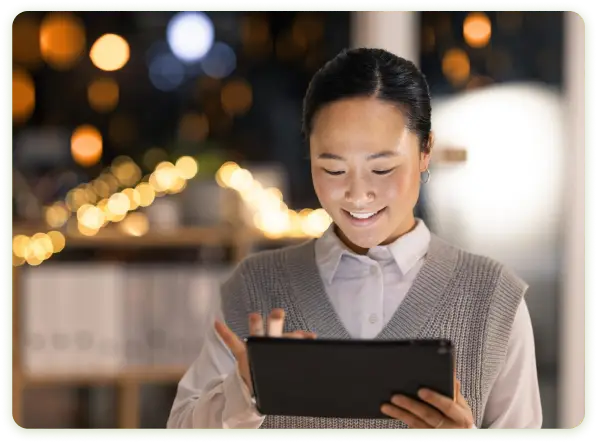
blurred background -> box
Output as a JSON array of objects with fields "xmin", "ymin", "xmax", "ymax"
[{"xmin": 11, "ymin": 11, "xmax": 584, "ymax": 429}]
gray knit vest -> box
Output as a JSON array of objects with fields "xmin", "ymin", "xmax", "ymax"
[{"xmin": 220, "ymin": 233, "xmax": 527, "ymax": 429}]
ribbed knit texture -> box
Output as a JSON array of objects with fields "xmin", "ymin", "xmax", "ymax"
[{"xmin": 221, "ymin": 233, "xmax": 527, "ymax": 429}]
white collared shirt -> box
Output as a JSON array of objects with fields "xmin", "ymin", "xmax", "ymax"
[{"xmin": 167, "ymin": 219, "xmax": 543, "ymax": 428}]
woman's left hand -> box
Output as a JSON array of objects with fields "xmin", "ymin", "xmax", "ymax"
[{"xmin": 381, "ymin": 379, "xmax": 475, "ymax": 429}]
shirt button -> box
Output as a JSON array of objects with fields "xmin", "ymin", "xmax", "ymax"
[{"xmin": 369, "ymin": 314, "xmax": 378, "ymax": 324}]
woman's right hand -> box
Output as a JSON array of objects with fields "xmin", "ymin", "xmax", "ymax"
[{"xmin": 214, "ymin": 308, "xmax": 316, "ymax": 396}]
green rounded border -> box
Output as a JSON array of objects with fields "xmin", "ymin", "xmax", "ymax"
[{"xmin": 1, "ymin": 2, "xmax": 596, "ymax": 441}]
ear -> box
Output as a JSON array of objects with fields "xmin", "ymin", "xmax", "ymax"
[{"xmin": 419, "ymin": 132, "xmax": 434, "ymax": 172}]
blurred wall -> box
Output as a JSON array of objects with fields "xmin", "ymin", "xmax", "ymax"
[
  {"xmin": 350, "ymin": 12, "xmax": 419, "ymax": 64},
  {"xmin": 560, "ymin": 10, "xmax": 584, "ymax": 429}
]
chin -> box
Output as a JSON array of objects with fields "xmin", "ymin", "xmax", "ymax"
[{"xmin": 337, "ymin": 226, "xmax": 389, "ymax": 251}]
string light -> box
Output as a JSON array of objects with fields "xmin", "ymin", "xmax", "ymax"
[
  {"xmin": 215, "ymin": 162, "xmax": 332, "ymax": 238},
  {"xmin": 13, "ymin": 155, "xmax": 202, "ymax": 267},
  {"xmin": 14, "ymin": 155, "xmax": 331, "ymax": 267}
]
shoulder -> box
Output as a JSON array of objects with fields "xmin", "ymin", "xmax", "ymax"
[{"xmin": 431, "ymin": 233, "xmax": 529, "ymax": 297}]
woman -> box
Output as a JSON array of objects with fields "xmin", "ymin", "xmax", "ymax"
[{"xmin": 167, "ymin": 48, "xmax": 542, "ymax": 429}]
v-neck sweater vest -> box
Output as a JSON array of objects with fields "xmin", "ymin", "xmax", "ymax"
[{"xmin": 221, "ymin": 233, "xmax": 527, "ymax": 428}]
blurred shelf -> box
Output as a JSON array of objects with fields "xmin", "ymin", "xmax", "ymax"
[
  {"xmin": 12, "ymin": 223, "xmax": 314, "ymax": 249},
  {"xmin": 12, "ymin": 224, "xmax": 252, "ymax": 248},
  {"xmin": 22, "ymin": 366, "xmax": 188, "ymax": 386}
]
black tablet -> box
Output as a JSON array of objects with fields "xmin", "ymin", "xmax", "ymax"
[{"xmin": 246, "ymin": 337, "xmax": 454, "ymax": 419}]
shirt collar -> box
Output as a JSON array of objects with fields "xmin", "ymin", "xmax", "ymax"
[{"xmin": 314, "ymin": 218, "xmax": 431, "ymax": 285}]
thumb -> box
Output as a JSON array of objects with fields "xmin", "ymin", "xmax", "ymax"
[
  {"xmin": 453, "ymin": 368, "xmax": 462, "ymax": 402},
  {"xmin": 215, "ymin": 320, "xmax": 246, "ymax": 359},
  {"xmin": 455, "ymin": 379, "xmax": 468, "ymax": 407}
]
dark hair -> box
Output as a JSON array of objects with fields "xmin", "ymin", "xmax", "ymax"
[{"xmin": 302, "ymin": 47, "xmax": 432, "ymax": 153}]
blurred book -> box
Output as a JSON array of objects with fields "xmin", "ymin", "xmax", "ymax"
[{"xmin": 20, "ymin": 260, "xmax": 232, "ymax": 376}]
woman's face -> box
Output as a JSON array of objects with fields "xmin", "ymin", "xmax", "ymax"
[{"xmin": 310, "ymin": 97, "xmax": 431, "ymax": 253}]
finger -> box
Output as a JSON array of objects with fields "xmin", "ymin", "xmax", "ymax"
[
  {"xmin": 390, "ymin": 394, "xmax": 445, "ymax": 428},
  {"xmin": 214, "ymin": 320, "xmax": 246, "ymax": 358},
  {"xmin": 248, "ymin": 312, "xmax": 265, "ymax": 336},
  {"xmin": 267, "ymin": 308, "xmax": 285, "ymax": 336},
  {"xmin": 453, "ymin": 371, "xmax": 458, "ymax": 400},
  {"xmin": 283, "ymin": 331, "xmax": 307, "ymax": 339},
  {"xmin": 380, "ymin": 403, "xmax": 431, "ymax": 428},
  {"xmin": 283, "ymin": 331, "xmax": 316, "ymax": 339},
  {"xmin": 455, "ymin": 379, "xmax": 465, "ymax": 405},
  {"xmin": 418, "ymin": 388, "xmax": 467, "ymax": 425}
]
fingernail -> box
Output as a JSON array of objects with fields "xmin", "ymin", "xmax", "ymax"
[
  {"xmin": 271, "ymin": 308, "xmax": 285, "ymax": 318},
  {"xmin": 418, "ymin": 389, "xmax": 430, "ymax": 399}
]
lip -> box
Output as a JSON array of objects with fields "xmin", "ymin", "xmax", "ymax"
[{"xmin": 342, "ymin": 207, "xmax": 387, "ymax": 227}]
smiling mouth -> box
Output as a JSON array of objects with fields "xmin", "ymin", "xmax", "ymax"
[{"xmin": 343, "ymin": 207, "xmax": 387, "ymax": 221}]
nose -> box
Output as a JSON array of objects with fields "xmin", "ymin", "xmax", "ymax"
[{"xmin": 345, "ymin": 177, "xmax": 375, "ymax": 208}]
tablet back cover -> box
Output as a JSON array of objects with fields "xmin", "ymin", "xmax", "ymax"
[{"xmin": 246, "ymin": 337, "xmax": 454, "ymax": 419}]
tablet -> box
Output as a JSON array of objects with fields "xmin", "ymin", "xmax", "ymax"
[{"xmin": 246, "ymin": 337, "xmax": 454, "ymax": 419}]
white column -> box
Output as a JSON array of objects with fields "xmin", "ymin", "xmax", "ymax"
[
  {"xmin": 350, "ymin": 12, "xmax": 419, "ymax": 66},
  {"xmin": 560, "ymin": 11, "xmax": 585, "ymax": 429}
]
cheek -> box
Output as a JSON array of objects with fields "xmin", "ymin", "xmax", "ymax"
[
  {"xmin": 378, "ymin": 170, "xmax": 420, "ymax": 202},
  {"xmin": 313, "ymin": 175, "xmax": 345, "ymax": 203}
]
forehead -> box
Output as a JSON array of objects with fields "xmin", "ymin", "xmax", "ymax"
[{"xmin": 310, "ymin": 97, "xmax": 412, "ymax": 152}]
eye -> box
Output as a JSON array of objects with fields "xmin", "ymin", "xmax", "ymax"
[
  {"xmin": 323, "ymin": 168, "xmax": 345, "ymax": 176},
  {"xmin": 372, "ymin": 168, "xmax": 396, "ymax": 175}
]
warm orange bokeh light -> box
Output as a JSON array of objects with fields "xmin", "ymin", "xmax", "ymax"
[
  {"xmin": 221, "ymin": 79, "xmax": 253, "ymax": 116},
  {"xmin": 13, "ymin": 14, "xmax": 42, "ymax": 67},
  {"xmin": 71, "ymin": 125, "xmax": 103, "ymax": 167},
  {"xmin": 88, "ymin": 77, "xmax": 119, "ymax": 112},
  {"xmin": 463, "ymin": 12, "xmax": 492, "ymax": 48},
  {"xmin": 442, "ymin": 48, "xmax": 471, "ymax": 85},
  {"xmin": 13, "ymin": 68, "xmax": 35, "ymax": 123},
  {"xmin": 178, "ymin": 112, "xmax": 209, "ymax": 142},
  {"xmin": 39, "ymin": 12, "xmax": 86, "ymax": 70},
  {"xmin": 90, "ymin": 34, "xmax": 130, "ymax": 71}
]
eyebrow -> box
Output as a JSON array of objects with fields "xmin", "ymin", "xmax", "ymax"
[{"xmin": 317, "ymin": 151, "xmax": 400, "ymax": 160}]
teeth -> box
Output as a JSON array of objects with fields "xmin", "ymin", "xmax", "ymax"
[{"xmin": 350, "ymin": 211, "xmax": 377, "ymax": 219}]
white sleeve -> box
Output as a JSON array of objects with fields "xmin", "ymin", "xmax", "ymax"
[
  {"xmin": 482, "ymin": 298, "xmax": 543, "ymax": 428},
  {"xmin": 166, "ymin": 308, "xmax": 265, "ymax": 429}
]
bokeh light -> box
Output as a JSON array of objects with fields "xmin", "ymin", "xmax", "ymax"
[
  {"xmin": 442, "ymin": 48, "xmax": 471, "ymax": 85},
  {"xmin": 71, "ymin": 125, "xmax": 103, "ymax": 167},
  {"xmin": 107, "ymin": 193, "xmax": 131, "ymax": 215},
  {"xmin": 45, "ymin": 203, "xmax": 70, "ymax": 228},
  {"xmin": 178, "ymin": 112, "xmax": 209, "ymax": 142},
  {"xmin": 463, "ymin": 12, "xmax": 492, "ymax": 48},
  {"xmin": 13, "ymin": 14, "xmax": 42, "ymax": 68},
  {"xmin": 167, "ymin": 12, "xmax": 214, "ymax": 63},
  {"xmin": 221, "ymin": 79, "xmax": 253, "ymax": 116},
  {"xmin": 175, "ymin": 156, "xmax": 199, "ymax": 179},
  {"xmin": 39, "ymin": 12, "xmax": 86, "ymax": 70},
  {"xmin": 111, "ymin": 156, "xmax": 142, "ymax": 187},
  {"xmin": 90, "ymin": 34, "xmax": 130, "ymax": 71},
  {"xmin": 122, "ymin": 188, "xmax": 141, "ymax": 211},
  {"xmin": 13, "ymin": 68, "xmax": 35, "ymax": 124},
  {"xmin": 88, "ymin": 77, "xmax": 119, "ymax": 112},
  {"xmin": 201, "ymin": 42, "xmax": 236, "ymax": 79},
  {"xmin": 135, "ymin": 183, "xmax": 156, "ymax": 207},
  {"xmin": 47, "ymin": 231, "xmax": 66, "ymax": 253},
  {"xmin": 241, "ymin": 14, "xmax": 272, "ymax": 59},
  {"xmin": 119, "ymin": 212, "xmax": 150, "ymax": 237},
  {"xmin": 149, "ymin": 52, "xmax": 185, "ymax": 91}
]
